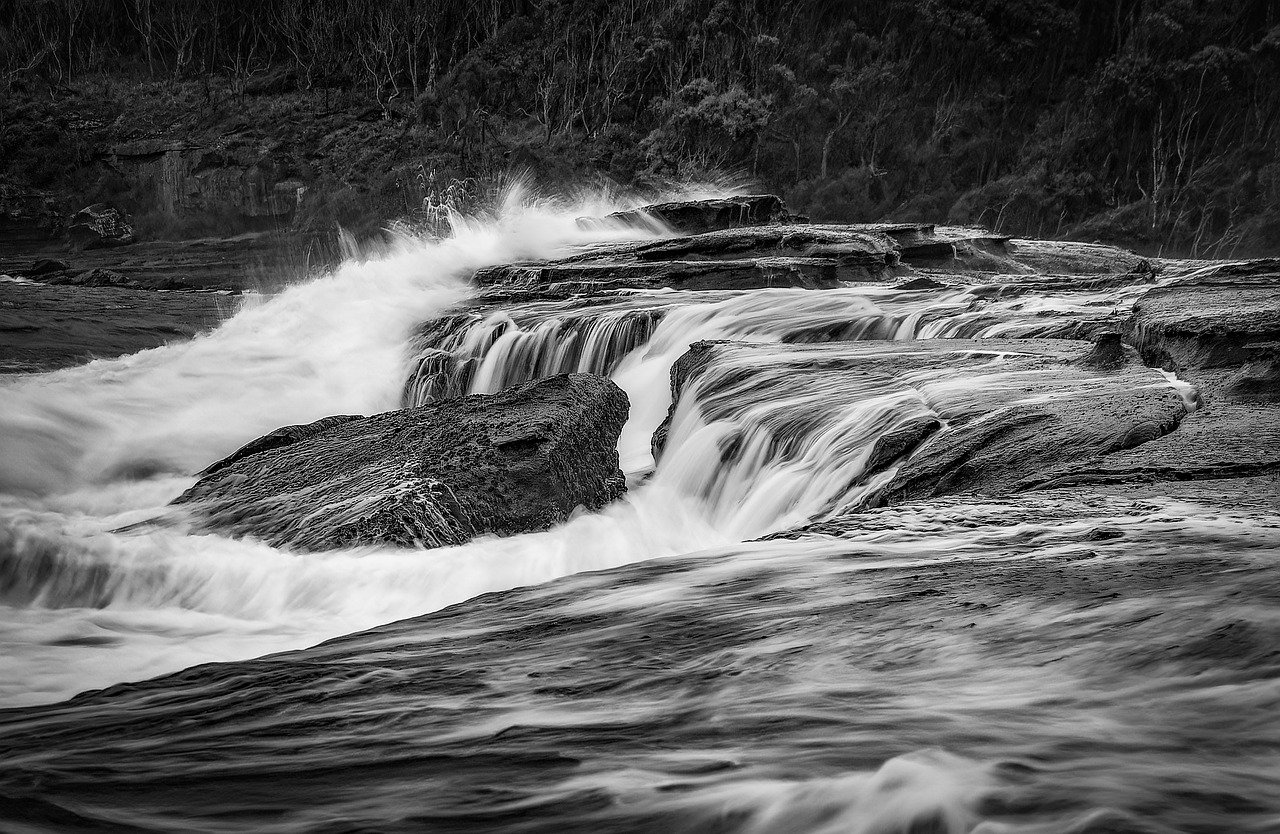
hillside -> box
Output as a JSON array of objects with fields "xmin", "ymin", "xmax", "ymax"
[{"xmin": 2, "ymin": 0, "xmax": 1278, "ymax": 256}]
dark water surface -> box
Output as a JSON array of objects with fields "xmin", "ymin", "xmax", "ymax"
[{"xmin": 0, "ymin": 279, "xmax": 233, "ymax": 373}]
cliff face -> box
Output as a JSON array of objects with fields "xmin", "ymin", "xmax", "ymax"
[
  {"xmin": 0, "ymin": 183, "xmax": 63, "ymax": 245},
  {"xmin": 110, "ymin": 139, "xmax": 305, "ymax": 229},
  {"xmin": 0, "ymin": 79, "xmax": 446, "ymax": 244}
]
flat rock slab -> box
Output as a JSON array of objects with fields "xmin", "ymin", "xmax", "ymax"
[
  {"xmin": 654, "ymin": 337, "xmax": 1189, "ymax": 518},
  {"xmin": 174, "ymin": 373, "xmax": 629, "ymax": 551},
  {"xmin": 1006, "ymin": 239, "xmax": 1152, "ymax": 275},
  {"xmin": 474, "ymin": 257, "xmax": 851, "ymax": 294},
  {"xmin": 1023, "ymin": 402, "xmax": 1280, "ymax": 490},
  {"xmin": 579, "ymin": 194, "xmax": 791, "ymax": 234}
]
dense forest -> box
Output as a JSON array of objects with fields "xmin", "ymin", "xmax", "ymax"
[{"xmin": 2, "ymin": 0, "xmax": 1278, "ymax": 254}]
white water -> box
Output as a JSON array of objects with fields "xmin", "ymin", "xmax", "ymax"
[
  {"xmin": 0, "ymin": 187, "xmax": 1183, "ymax": 708},
  {"xmin": 0, "ymin": 189, "xmax": 743, "ymax": 707}
]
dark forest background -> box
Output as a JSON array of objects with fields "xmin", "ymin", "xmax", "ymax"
[{"xmin": 2, "ymin": 0, "xmax": 1278, "ymax": 255}]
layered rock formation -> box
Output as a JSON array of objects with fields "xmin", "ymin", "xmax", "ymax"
[
  {"xmin": 652, "ymin": 336, "xmax": 1189, "ymax": 514},
  {"xmin": 174, "ymin": 374, "xmax": 629, "ymax": 551},
  {"xmin": 578, "ymin": 194, "xmax": 791, "ymax": 233}
]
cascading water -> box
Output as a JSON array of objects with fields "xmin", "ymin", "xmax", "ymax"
[
  {"xmin": 0, "ymin": 189, "xmax": 734, "ymax": 707},
  {"xmin": 1, "ymin": 189, "xmax": 1277, "ymax": 834}
]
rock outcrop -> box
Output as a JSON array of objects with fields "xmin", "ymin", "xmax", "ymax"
[
  {"xmin": 174, "ymin": 374, "xmax": 629, "ymax": 551},
  {"xmin": 580, "ymin": 194, "xmax": 790, "ymax": 233},
  {"xmin": 66, "ymin": 203, "xmax": 136, "ymax": 249},
  {"xmin": 653, "ymin": 336, "xmax": 1189, "ymax": 508},
  {"xmin": 1130, "ymin": 260, "xmax": 1280, "ymax": 403}
]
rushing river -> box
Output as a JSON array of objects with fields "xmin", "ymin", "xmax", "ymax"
[{"xmin": 1, "ymin": 191, "xmax": 1277, "ymax": 833}]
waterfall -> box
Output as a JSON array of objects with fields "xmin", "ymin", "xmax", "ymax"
[{"xmin": 0, "ymin": 187, "xmax": 1166, "ymax": 708}]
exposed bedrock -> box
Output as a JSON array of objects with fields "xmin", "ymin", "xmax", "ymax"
[
  {"xmin": 479, "ymin": 199, "xmax": 1150, "ymax": 301},
  {"xmin": 653, "ymin": 335, "xmax": 1189, "ymax": 514},
  {"xmin": 1005, "ymin": 238, "xmax": 1153, "ymax": 275},
  {"xmin": 173, "ymin": 373, "xmax": 629, "ymax": 551},
  {"xmin": 1023, "ymin": 403, "xmax": 1280, "ymax": 490},
  {"xmin": 1129, "ymin": 259, "xmax": 1280, "ymax": 403},
  {"xmin": 578, "ymin": 194, "xmax": 791, "ymax": 233},
  {"xmin": 473, "ymin": 257, "xmax": 850, "ymax": 294}
]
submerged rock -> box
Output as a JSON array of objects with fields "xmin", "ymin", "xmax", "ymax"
[{"xmin": 174, "ymin": 373, "xmax": 629, "ymax": 551}]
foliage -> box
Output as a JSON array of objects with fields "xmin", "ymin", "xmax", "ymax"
[{"xmin": 1, "ymin": 0, "xmax": 1278, "ymax": 254}]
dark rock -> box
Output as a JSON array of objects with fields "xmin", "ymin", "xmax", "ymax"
[
  {"xmin": 74, "ymin": 268, "xmax": 133, "ymax": 287},
  {"xmin": 67, "ymin": 203, "xmax": 136, "ymax": 250},
  {"xmin": 862, "ymin": 417, "xmax": 943, "ymax": 473},
  {"xmin": 1077, "ymin": 331, "xmax": 1132, "ymax": 370},
  {"xmin": 198, "ymin": 415, "xmax": 363, "ymax": 477},
  {"xmin": 173, "ymin": 374, "xmax": 629, "ymax": 551},
  {"xmin": 475, "ymin": 224, "xmax": 905, "ymax": 294},
  {"xmin": 622, "ymin": 224, "xmax": 898, "ymax": 266},
  {"xmin": 895, "ymin": 276, "xmax": 947, "ymax": 290},
  {"xmin": 474, "ymin": 257, "xmax": 849, "ymax": 293},
  {"xmin": 581, "ymin": 195, "xmax": 791, "ymax": 234},
  {"xmin": 651, "ymin": 340, "xmax": 725, "ymax": 461},
  {"xmin": 0, "ymin": 182, "xmax": 62, "ymax": 244},
  {"xmin": 27, "ymin": 258, "xmax": 70, "ymax": 276}
]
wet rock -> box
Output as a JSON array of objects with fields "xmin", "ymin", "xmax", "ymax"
[
  {"xmin": 894, "ymin": 276, "xmax": 947, "ymax": 290},
  {"xmin": 198, "ymin": 415, "xmax": 363, "ymax": 477},
  {"xmin": 475, "ymin": 224, "xmax": 904, "ymax": 295},
  {"xmin": 26, "ymin": 258, "xmax": 70, "ymax": 276},
  {"xmin": 1022, "ymin": 403, "xmax": 1280, "ymax": 490},
  {"xmin": 475, "ymin": 257, "xmax": 848, "ymax": 293},
  {"xmin": 653, "ymin": 338, "xmax": 1189, "ymax": 507},
  {"xmin": 67, "ymin": 203, "xmax": 136, "ymax": 249},
  {"xmin": 622, "ymin": 224, "xmax": 898, "ymax": 266},
  {"xmin": 73, "ymin": 268, "xmax": 133, "ymax": 287},
  {"xmin": 862, "ymin": 416, "xmax": 943, "ymax": 473},
  {"xmin": 1129, "ymin": 261, "xmax": 1280, "ymax": 397},
  {"xmin": 174, "ymin": 374, "xmax": 629, "ymax": 551},
  {"xmin": 1077, "ymin": 331, "xmax": 1134, "ymax": 370},
  {"xmin": 580, "ymin": 194, "xmax": 790, "ymax": 233},
  {"xmin": 1005, "ymin": 239, "xmax": 1151, "ymax": 275}
]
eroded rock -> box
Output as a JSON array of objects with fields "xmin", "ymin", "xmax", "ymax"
[
  {"xmin": 174, "ymin": 374, "xmax": 629, "ymax": 551},
  {"xmin": 653, "ymin": 338, "xmax": 1189, "ymax": 514},
  {"xmin": 1130, "ymin": 260, "xmax": 1280, "ymax": 400}
]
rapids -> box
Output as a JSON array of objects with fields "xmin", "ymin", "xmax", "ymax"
[{"xmin": 1, "ymin": 188, "xmax": 1277, "ymax": 833}]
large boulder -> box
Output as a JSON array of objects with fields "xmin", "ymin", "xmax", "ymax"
[
  {"xmin": 66, "ymin": 203, "xmax": 136, "ymax": 249},
  {"xmin": 173, "ymin": 373, "xmax": 629, "ymax": 551}
]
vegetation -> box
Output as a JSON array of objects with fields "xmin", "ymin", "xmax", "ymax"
[{"xmin": 2, "ymin": 0, "xmax": 1278, "ymax": 254}]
